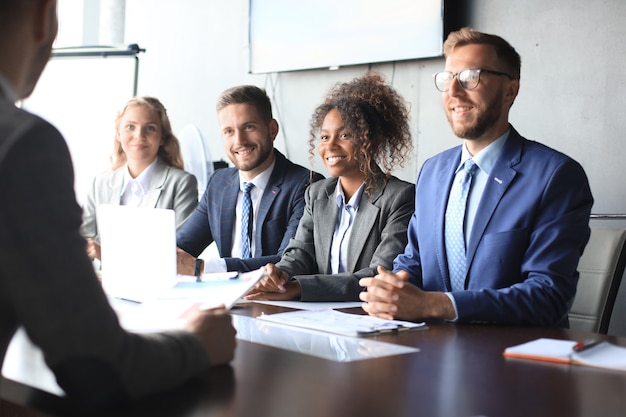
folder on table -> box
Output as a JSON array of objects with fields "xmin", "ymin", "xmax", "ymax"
[{"xmin": 503, "ymin": 338, "xmax": 626, "ymax": 371}]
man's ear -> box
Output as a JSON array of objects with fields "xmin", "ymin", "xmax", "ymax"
[
  {"xmin": 269, "ymin": 119, "xmax": 279, "ymax": 141},
  {"xmin": 32, "ymin": 0, "xmax": 58, "ymax": 44},
  {"xmin": 504, "ymin": 78, "xmax": 520, "ymax": 107}
]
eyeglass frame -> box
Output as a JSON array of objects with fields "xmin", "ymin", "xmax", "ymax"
[{"xmin": 433, "ymin": 68, "xmax": 514, "ymax": 92}]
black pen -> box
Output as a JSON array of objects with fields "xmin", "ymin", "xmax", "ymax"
[{"xmin": 572, "ymin": 339, "xmax": 602, "ymax": 352}]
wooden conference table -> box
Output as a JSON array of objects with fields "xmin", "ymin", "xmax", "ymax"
[{"xmin": 1, "ymin": 302, "xmax": 626, "ymax": 417}]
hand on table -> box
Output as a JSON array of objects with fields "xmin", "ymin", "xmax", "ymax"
[
  {"xmin": 183, "ymin": 304, "xmax": 236, "ymax": 366},
  {"xmin": 244, "ymin": 263, "xmax": 301, "ymax": 301},
  {"xmin": 176, "ymin": 247, "xmax": 196, "ymax": 276}
]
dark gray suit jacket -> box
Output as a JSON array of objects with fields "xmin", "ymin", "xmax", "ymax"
[
  {"xmin": 0, "ymin": 88, "xmax": 208, "ymax": 405},
  {"xmin": 276, "ymin": 175, "xmax": 415, "ymax": 301}
]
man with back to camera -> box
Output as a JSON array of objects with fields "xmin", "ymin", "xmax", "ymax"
[
  {"xmin": 0, "ymin": 0, "xmax": 235, "ymax": 406},
  {"xmin": 176, "ymin": 85, "xmax": 324, "ymax": 275},
  {"xmin": 359, "ymin": 27, "xmax": 594, "ymax": 327}
]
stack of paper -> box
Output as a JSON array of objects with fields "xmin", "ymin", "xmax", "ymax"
[
  {"xmin": 257, "ymin": 309, "xmax": 426, "ymax": 337},
  {"xmin": 115, "ymin": 268, "xmax": 265, "ymax": 332}
]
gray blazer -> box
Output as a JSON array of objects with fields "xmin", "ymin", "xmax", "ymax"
[
  {"xmin": 276, "ymin": 175, "xmax": 415, "ymax": 301},
  {"xmin": 80, "ymin": 157, "xmax": 198, "ymax": 242}
]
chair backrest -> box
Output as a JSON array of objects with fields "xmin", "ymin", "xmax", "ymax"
[
  {"xmin": 569, "ymin": 227, "xmax": 626, "ymax": 333},
  {"xmin": 178, "ymin": 124, "xmax": 213, "ymax": 200}
]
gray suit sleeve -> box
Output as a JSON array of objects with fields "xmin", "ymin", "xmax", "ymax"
[{"xmin": 168, "ymin": 169, "xmax": 198, "ymax": 231}]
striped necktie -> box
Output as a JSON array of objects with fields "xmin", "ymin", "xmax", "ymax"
[{"xmin": 241, "ymin": 182, "xmax": 254, "ymax": 258}]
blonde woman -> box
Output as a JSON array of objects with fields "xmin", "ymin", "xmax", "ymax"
[{"xmin": 81, "ymin": 96, "xmax": 197, "ymax": 260}]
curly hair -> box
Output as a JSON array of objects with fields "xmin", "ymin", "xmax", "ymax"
[
  {"xmin": 110, "ymin": 96, "xmax": 184, "ymax": 170},
  {"xmin": 309, "ymin": 72, "xmax": 413, "ymax": 196}
]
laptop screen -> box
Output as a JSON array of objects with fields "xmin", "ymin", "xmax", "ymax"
[{"xmin": 98, "ymin": 204, "xmax": 177, "ymax": 302}]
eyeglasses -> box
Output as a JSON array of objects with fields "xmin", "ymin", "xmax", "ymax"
[{"xmin": 433, "ymin": 68, "xmax": 513, "ymax": 92}]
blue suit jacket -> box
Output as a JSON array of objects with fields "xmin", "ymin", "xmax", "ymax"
[
  {"xmin": 394, "ymin": 127, "xmax": 593, "ymax": 327},
  {"xmin": 176, "ymin": 150, "xmax": 323, "ymax": 272}
]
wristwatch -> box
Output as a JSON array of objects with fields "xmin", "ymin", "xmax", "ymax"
[{"xmin": 194, "ymin": 258, "xmax": 205, "ymax": 278}]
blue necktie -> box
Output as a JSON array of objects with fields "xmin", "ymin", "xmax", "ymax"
[
  {"xmin": 445, "ymin": 159, "xmax": 477, "ymax": 291},
  {"xmin": 241, "ymin": 182, "xmax": 254, "ymax": 259}
]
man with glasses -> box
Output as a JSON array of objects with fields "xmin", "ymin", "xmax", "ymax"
[{"xmin": 359, "ymin": 27, "xmax": 593, "ymax": 327}]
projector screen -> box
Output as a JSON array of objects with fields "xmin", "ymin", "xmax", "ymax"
[{"xmin": 249, "ymin": 0, "xmax": 444, "ymax": 74}]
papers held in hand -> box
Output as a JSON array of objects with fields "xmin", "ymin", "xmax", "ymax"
[
  {"xmin": 257, "ymin": 309, "xmax": 426, "ymax": 337},
  {"xmin": 117, "ymin": 268, "xmax": 265, "ymax": 332},
  {"xmin": 503, "ymin": 338, "xmax": 626, "ymax": 371}
]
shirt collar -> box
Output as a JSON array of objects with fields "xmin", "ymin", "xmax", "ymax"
[
  {"xmin": 335, "ymin": 180, "xmax": 365, "ymax": 210},
  {"xmin": 458, "ymin": 130, "xmax": 510, "ymax": 176},
  {"xmin": 120, "ymin": 158, "xmax": 158, "ymax": 196},
  {"xmin": 239, "ymin": 158, "xmax": 276, "ymax": 192}
]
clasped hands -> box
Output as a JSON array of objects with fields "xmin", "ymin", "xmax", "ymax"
[
  {"xmin": 360, "ymin": 266, "xmax": 455, "ymax": 321},
  {"xmin": 244, "ymin": 264, "xmax": 453, "ymax": 322}
]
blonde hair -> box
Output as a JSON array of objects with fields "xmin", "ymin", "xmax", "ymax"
[{"xmin": 110, "ymin": 96, "xmax": 184, "ymax": 170}]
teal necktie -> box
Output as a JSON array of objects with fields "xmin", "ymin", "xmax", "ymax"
[{"xmin": 445, "ymin": 159, "xmax": 477, "ymax": 291}]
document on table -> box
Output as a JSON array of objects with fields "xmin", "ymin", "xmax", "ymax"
[
  {"xmin": 116, "ymin": 268, "xmax": 265, "ymax": 332},
  {"xmin": 257, "ymin": 308, "xmax": 426, "ymax": 337},
  {"xmin": 241, "ymin": 300, "xmax": 363, "ymax": 310},
  {"xmin": 503, "ymin": 338, "xmax": 626, "ymax": 371}
]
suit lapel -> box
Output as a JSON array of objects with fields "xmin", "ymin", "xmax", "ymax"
[
  {"xmin": 345, "ymin": 185, "xmax": 382, "ymax": 272},
  {"xmin": 315, "ymin": 179, "xmax": 339, "ymax": 272},
  {"xmin": 466, "ymin": 130, "xmax": 522, "ymax": 272},
  {"xmin": 108, "ymin": 168, "xmax": 125, "ymax": 204},
  {"xmin": 144, "ymin": 159, "xmax": 167, "ymax": 208},
  {"xmin": 436, "ymin": 151, "xmax": 462, "ymax": 289},
  {"xmin": 254, "ymin": 150, "xmax": 287, "ymax": 256},
  {"xmin": 220, "ymin": 172, "xmax": 239, "ymax": 256}
]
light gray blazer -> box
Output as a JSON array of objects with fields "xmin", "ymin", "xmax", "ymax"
[
  {"xmin": 80, "ymin": 157, "xmax": 198, "ymax": 242},
  {"xmin": 276, "ymin": 175, "xmax": 415, "ymax": 301}
]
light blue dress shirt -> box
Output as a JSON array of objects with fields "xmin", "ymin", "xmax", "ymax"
[{"xmin": 330, "ymin": 181, "xmax": 365, "ymax": 274}]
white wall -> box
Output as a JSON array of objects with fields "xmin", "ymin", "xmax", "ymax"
[
  {"xmin": 120, "ymin": 0, "xmax": 626, "ymax": 216},
  {"xmin": 122, "ymin": 0, "xmax": 448, "ymax": 184}
]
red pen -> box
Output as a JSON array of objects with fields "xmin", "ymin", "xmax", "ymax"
[{"xmin": 573, "ymin": 339, "xmax": 602, "ymax": 352}]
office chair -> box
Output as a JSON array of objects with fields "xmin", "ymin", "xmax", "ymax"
[
  {"xmin": 569, "ymin": 227, "xmax": 626, "ymax": 334},
  {"xmin": 178, "ymin": 125, "xmax": 213, "ymax": 200}
]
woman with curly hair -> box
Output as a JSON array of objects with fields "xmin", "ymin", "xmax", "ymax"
[
  {"xmin": 80, "ymin": 96, "xmax": 198, "ymax": 261},
  {"xmin": 246, "ymin": 72, "xmax": 415, "ymax": 301}
]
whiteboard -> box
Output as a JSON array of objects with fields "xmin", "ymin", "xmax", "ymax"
[{"xmin": 22, "ymin": 55, "xmax": 137, "ymax": 205}]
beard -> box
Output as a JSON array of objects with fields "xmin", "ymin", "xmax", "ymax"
[
  {"xmin": 234, "ymin": 144, "xmax": 273, "ymax": 173},
  {"xmin": 447, "ymin": 95, "xmax": 503, "ymax": 140}
]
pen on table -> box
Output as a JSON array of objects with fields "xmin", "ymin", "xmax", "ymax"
[{"xmin": 573, "ymin": 339, "xmax": 602, "ymax": 352}]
